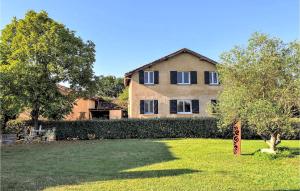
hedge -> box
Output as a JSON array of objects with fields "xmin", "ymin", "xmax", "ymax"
[
  {"xmin": 9, "ymin": 117, "xmax": 300, "ymax": 140},
  {"xmin": 39, "ymin": 118, "xmax": 218, "ymax": 140}
]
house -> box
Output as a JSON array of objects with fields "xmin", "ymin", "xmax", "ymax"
[
  {"xmin": 64, "ymin": 97, "xmax": 124, "ymax": 120},
  {"xmin": 57, "ymin": 85, "xmax": 125, "ymax": 120},
  {"xmin": 124, "ymin": 48, "xmax": 221, "ymax": 118},
  {"xmin": 18, "ymin": 85, "xmax": 124, "ymax": 121}
]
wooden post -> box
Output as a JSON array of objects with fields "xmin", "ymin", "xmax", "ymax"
[{"xmin": 233, "ymin": 121, "xmax": 241, "ymax": 156}]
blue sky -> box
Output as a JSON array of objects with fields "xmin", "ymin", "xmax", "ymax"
[{"xmin": 1, "ymin": 0, "xmax": 299, "ymax": 77}]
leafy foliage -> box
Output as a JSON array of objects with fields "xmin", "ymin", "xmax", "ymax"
[
  {"xmin": 216, "ymin": 33, "xmax": 300, "ymax": 141},
  {"xmin": 95, "ymin": 75, "xmax": 124, "ymax": 98},
  {"xmin": 4, "ymin": 119, "xmax": 27, "ymax": 134},
  {"xmin": 0, "ymin": 10, "xmax": 96, "ymax": 127},
  {"xmin": 115, "ymin": 87, "xmax": 129, "ymax": 109}
]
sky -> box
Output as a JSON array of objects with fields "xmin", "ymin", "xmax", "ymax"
[{"xmin": 1, "ymin": 0, "xmax": 299, "ymax": 77}]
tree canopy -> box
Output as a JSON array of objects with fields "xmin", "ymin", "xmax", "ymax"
[
  {"xmin": 216, "ymin": 33, "xmax": 300, "ymax": 153},
  {"xmin": 0, "ymin": 10, "xmax": 96, "ymax": 128},
  {"xmin": 95, "ymin": 75, "xmax": 124, "ymax": 98}
]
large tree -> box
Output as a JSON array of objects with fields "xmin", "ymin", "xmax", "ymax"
[
  {"xmin": 0, "ymin": 10, "xmax": 96, "ymax": 128},
  {"xmin": 216, "ymin": 33, "xmax": 300, "ymax": 153}
]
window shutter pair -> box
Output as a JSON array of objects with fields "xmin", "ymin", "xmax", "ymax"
[
  {"xmin": 169, "ymin": 100, "xmax": 199, "ymax": 114},
  {"xmin": 170, "ymin": 71, "xmax": 197, "ymax": 84},
  {"xmin": 140, "ymin": 100, "xmax": 158, "ymax": 114},
  {"xmin": 139, "ymin": 71, "xmax": 159, "ymax": 84}
]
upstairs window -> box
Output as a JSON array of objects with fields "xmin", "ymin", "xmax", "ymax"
[
  {"xmin": 177, "ymin": 72, "xmax": 190, "ymax": 84},
  {"xmin": 210, "ymin": 72, "xmax": 219, "ymax": 84},
  {"xmin": 144, "ymin": 71, "xmax": 154, "ymax": 84}
]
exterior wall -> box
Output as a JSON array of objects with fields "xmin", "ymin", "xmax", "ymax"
[
  {"xmin": 64, "ymin": 98, "xmax": 95, "ymax": 120},
  {"xmin": 128, "ymin": 53, "xmax": 222, "ymax": 118},
  {"xmin": 109, "ymin": 110, "xmax": 123, "ymax": 119}
]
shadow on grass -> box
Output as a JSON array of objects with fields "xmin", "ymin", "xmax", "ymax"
[
  {"xmin": 241, "ymin": 146, "xmax": 300, "ymax": 159},
  {"xmin": 1, "ymin": 140, "xmax": 200, "ymax": 190}
]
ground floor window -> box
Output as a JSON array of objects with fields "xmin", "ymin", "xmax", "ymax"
[
  {"xmin": 177, "ymin": 100, "xmax": 192, "ymax": 114},
  {"xmin": 144, "ymin": 100, "xmax": 154, "ymax": 114}
]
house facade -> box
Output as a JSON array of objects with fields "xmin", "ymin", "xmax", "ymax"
[{"xmin": 124, "ymin": 48, "xmax": 221, "ymax": 118}]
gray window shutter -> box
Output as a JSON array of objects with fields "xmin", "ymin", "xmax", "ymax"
[
  {"xmin": 170, "ymin": 100, "xmax": 177, "ymax": 114},
  {"xmin": 170, "ymin": 71, "xmax": 177, "ymax": 84},
  {"xmin": 191, "ymin": 71, "xmax": 197, "ymax": 84},
  {"xmin": 192, "ymin": 100, "xmax": 199, "ymax": 113},
  {"xmin": 154, "ymin": 71, "xmax": 159, "ymax": 84},
  {"xmin": 204, "ymin": 71, "xmax": 210, "ymax": 84},
  {"xmin": 140, "ymin": 100, "xmax": 144, "ymax": 114},
  {"xmin": 154, "ymin": 100, "xmax": 158, "ymax": 114},
  {"xmin": 139, "ymin": 71, "xmax": 144, "ymax": 84}
]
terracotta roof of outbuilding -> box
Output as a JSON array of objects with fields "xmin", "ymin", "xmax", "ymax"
[{"xmin": 124, "ymin": 48, "xmax": 218, "ymax": 86}]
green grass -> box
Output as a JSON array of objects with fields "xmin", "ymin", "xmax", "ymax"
[{"xmin": 1, "ymin": 139, "xmax": 300, "ymax": 191}]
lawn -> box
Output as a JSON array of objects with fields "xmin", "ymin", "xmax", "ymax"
[{"xmin": 1, "ymin": 139, "xmax": 299, "ymax": 191}]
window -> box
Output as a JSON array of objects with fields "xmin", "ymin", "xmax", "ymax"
[
  {"xmin": 177, "ymin": 100, "xmax": 192, "ymax": 114},
  {"xmin": 144, "ymin": 71, "xmax": 154, "ymax": 84},
  {"xmin": 144, "ymin": 100, "xmax": 154, "ymax": 114},
  {"xmin": 177, "ymin": 72, "xmax": 190, "ymax": 84},
  {"xmin": 210, "ymin": 72, "xmax": 219, "ymax": 84}
]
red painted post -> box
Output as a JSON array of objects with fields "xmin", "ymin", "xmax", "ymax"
[{"xmin": 233, "ymin": 121, "xmax": 241, "ymax": 156}]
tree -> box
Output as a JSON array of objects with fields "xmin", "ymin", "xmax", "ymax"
[
  {"xmin": 115, "ymin": 87, "xmax": 129, "ymax": 109},
  {"xmin": 95, "ymin": 75, "xmax": 124, "ymax": 98},
  {"xmin": 216, "ymin": 33, "xmax": 300, "ymax": 153},
  {"xmin": 0, "ymin": 10, "xmax": 96, "ymax": 128},
  {"xmin": 0, "ymin": 72, "xmax": 24, "ymax": 131}
]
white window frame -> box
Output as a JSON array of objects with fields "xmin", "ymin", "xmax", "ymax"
[
  {"xmin": 177, "ymin": 100, "xmax": 192, "ymax": 114},
  {"xmin": 144, "ymin": 71, "xmax": 154, "ymax": 84},
  {"xmin": 177, "ymin": 71, "xmax": 190, "ymax": 84},
  {"xmin": 210, "ymin": 72, "xmax": 219, "ymax": 85},
  {"xmin": 144, "ymin": 100, "xmax": 154, "ymax": 114}
]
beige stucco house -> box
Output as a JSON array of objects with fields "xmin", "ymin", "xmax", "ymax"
[{"xmin": 124, "ymin": 48, "xmax": 222, "ymax": 118}]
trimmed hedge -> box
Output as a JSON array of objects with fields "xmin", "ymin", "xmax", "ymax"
[
  {"xmin": 16, "ymin": 117, "xmax": 300, "ymax": 140},
  {"xmin": 39, "ymin": 118, "xmax": 218, "ymax": 140}
]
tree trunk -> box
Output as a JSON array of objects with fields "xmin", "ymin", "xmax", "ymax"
[
  {"xmin": 31, "ymin": 102, "xmax": 40, "ymax": 129},
  {"xmin": 261, "ymin": 133, "xmax": 281, "ymax": 154}
]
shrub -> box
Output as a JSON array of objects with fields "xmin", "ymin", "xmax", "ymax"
[{"xmin": 5, "ymin": 119, "xmax": 27, "ymax": 134}]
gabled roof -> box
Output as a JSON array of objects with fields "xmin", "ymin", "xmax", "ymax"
[{"xmin": 124, "ymin": 48, "xmax": 218, "ymax": 85}]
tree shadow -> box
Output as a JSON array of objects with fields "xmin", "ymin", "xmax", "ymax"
[{"xmin": 1, "ymin": 140, "xmax": 200, "ymax": 190}]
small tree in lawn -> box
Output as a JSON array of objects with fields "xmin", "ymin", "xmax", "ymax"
[
  {"xmin": 216, "ymin": 33, "xmax": 300, "ymax": 153},
  {"xmin": 0, "ymin": 10, "xmax": 96, "ymax": 128}
]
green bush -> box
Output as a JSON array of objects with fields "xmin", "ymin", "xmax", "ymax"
[{"xmin": 5, "ymin": 119, "xmax": 26, "ymax": 134}]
